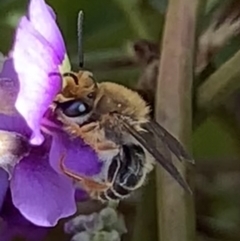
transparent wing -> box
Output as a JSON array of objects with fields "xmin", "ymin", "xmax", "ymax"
[
  {"xmin": 121, "ymin": 120, "xmax": 192, "ymax": 194},
  {"xmin": 144, "ymin": 120, "xmax": 194, "ymax": 163}
]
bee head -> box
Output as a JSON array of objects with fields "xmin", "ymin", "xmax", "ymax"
[{"xmin": 54, "ymin": 71, "xmax": 98, "ymax": 125}]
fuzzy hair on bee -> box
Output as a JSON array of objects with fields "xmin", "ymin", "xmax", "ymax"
[{"xmin": 53, "ymin": 10, "xmax": 194, "ymax": 201}]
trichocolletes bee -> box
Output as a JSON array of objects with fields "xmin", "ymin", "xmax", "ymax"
[
  {"xmin": 53, "ymin": 11, "xmax": 193, "ymax": 201},
  {"xmin": 54, "ymin": 70, "xmax": 193, "ymax": 200}
]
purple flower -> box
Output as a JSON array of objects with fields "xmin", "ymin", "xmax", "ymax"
[
  {"xmin": 0, "ymin": 190, "xmax": 49, "ymax": 241},
  {"xmin": 0, "ymin": 0, "xmax": 103, "ymax": 228},
  {"xmin": 0, "ymin": 169, "xmax": 8, "ymax": 211},
  {"xmin": 0, "ymin": 110, "xmax": 77, "ymax": 227},
  {"xmin": 12, "ymin": 0, "xmax": 70, "ymax": 145}
]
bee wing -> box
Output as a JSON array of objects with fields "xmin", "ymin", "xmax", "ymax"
[
  {"xmin": 121, "ymin": 121, "xmax": 192, "ymax": 194},
  {"xmin": 144, "ymin": 120, "xmax": 194, "ymax": 163}
]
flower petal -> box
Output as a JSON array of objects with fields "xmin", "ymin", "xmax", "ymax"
[
  {"xmin": 0, "ymin": 114, "xmax": 30, "ymax": 137},
  {"xmin": 28, "ymin": 0, "xmax": 66, "ymax": 63},
  {"xmin": 0, "ymin": 78, "xmax": 18, "ymax": 116},
  {"xmin": 0, "ymin": 58, "xmax": 19, "ymax": 115},
  {"xmin": 75, "ymin": 188, "xmax": 89, "ymax": 202},
  {"xmin": 0, "ymin": 58, "xmax": 18, "ymax": 83},
  {"xmin": 12, "ymin": 16, "xmax": 62, "ymax": 145},
  {"xmin": 10, "ymin": 152, "xmax": 76, "ymax": 227},
  {"xmin": 0, "ymin": 130, "xmax": 30, "ymax": 176},
  {"xmin": 0, "ymin": 191, "xmax": 49, "ymax": 241},
  {"xmin": 49, "ymin": 131, "xmax": 102, "ymax": 177},
  {"xmin": 0, "ymin": 169, "xmax": 9, "ymax": 210}
]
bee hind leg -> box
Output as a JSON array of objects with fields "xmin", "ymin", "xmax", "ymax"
[
  {"xmin": 96, "ymin": 141, "xmax": 118, "ymax": 151},
  {"xmin": 59, "ymin": 153, "xmax": 112, "ymax": 197}
]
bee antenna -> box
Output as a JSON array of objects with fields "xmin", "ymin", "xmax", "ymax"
[{"xmin": 78, "ymin": 10, "xmax": 84, "ymax": 69}]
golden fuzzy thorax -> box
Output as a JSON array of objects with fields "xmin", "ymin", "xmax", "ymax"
[{"xmin": 97, "ymin": 82, "xmax": 151, "ymax": 122}]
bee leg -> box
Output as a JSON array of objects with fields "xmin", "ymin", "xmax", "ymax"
[
  {"xmin": 81, "ymin": 122, "xmax": 99, "ymax": 132},
  {"xmin": 96, "ymin": 141, "xmax": 118, "ymax": 151},
  {"xmin": 78, "ymin": 123, "xmax": 119, "ymax": 151},
  {"xmin": 64, "ymin": 122, "xmax": 98, "ymax": 144},
  {"xmin": 64, "ymin": 122, "xmax": 118, "ymax": 155},
  {"xmin": 59, "ymin": 153, "xmax": 112, "ymax": 195},
  {"xmin": 64, "ymin": 122, "xmax": 82, "ymax": 137}
]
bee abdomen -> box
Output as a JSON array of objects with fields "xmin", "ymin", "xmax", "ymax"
[
  {"xmin": 100, "ymin": 143, "xmax": 148, "ymax": 201},
  {"xmin": 117, "ymin": 144, "xmax": 146, "ymax": 190},
  {"xmin": 99, "ymin": 184, "xmax": 131, "ymax": 201}
]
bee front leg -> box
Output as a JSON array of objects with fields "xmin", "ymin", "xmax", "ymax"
[
  {"xmin": 64, "ymin": 122, "xmax": 83, "ymax": 137},
  {"xmin": 81, "ymin": 122, "xmax": 99, "ymax": 133}
]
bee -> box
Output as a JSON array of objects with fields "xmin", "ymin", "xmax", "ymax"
[
  {"xmin": 53, "ymin": 11, "xmax": 193, "ymax": 201},
  {"xmin": 54, "ymin": 70, "xmax": 193, "ymax": 200}
]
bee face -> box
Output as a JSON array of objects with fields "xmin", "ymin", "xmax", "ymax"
[{"xmin": 55, "ymin": 71, "xmax": 98, "ymax": 125}]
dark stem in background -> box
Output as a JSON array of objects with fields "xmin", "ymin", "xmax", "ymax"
[{"xmin": 155, "ymin": 1, "xmax": 199, "ymax": 240}]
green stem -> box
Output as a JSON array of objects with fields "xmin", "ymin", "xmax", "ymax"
[
  {"xmin": 155, "ymin": 1, "xmax": 200, "ymax": 240},
  {"xmin": 195, "ymin": 49, "xmax": 240, "ymax": 128}
]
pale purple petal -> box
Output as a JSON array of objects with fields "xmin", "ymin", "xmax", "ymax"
[
  {"xmin": 28, "ymin": 0, "xmax": 66, "ymax": 62},
  {"xmin": 0, "ymin": 78, "xmax": 18, "ymax": 115},
  {"xmin": 10, "ymin": 152, "xmax": 76, "ymax": 227},
  {"xmin": 12, "ymin": 17, "xmax": 62, "ymax": 145},
  {"xmin": 0, "ymin": 58, "xmax": 19, "ymax": 115},
  {"xmin": 0, "ymin": 114, "xmax": 30, "ymax": 137},
  {"xmin": 0, "ymin": 58, "xmax": 18, "ymax": 82},
  {"xmin": 0, "ymin": 169, "xmax": 8, "ymax": 210},
  {"xmin": 46, "ymin": 5, "xmax": 56, "ymax": 20},
  {"xmin": 49, "ymin": 131, "xmax": 102, "ymax": 176}
]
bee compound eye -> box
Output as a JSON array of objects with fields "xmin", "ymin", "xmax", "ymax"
[
  {"xmin": 58, "ymin": 100, "xmax": 89, "ymax": 117},
  {"xmin": 78, "ymin": 103, "xmax": 86, "ymax": 113}
]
